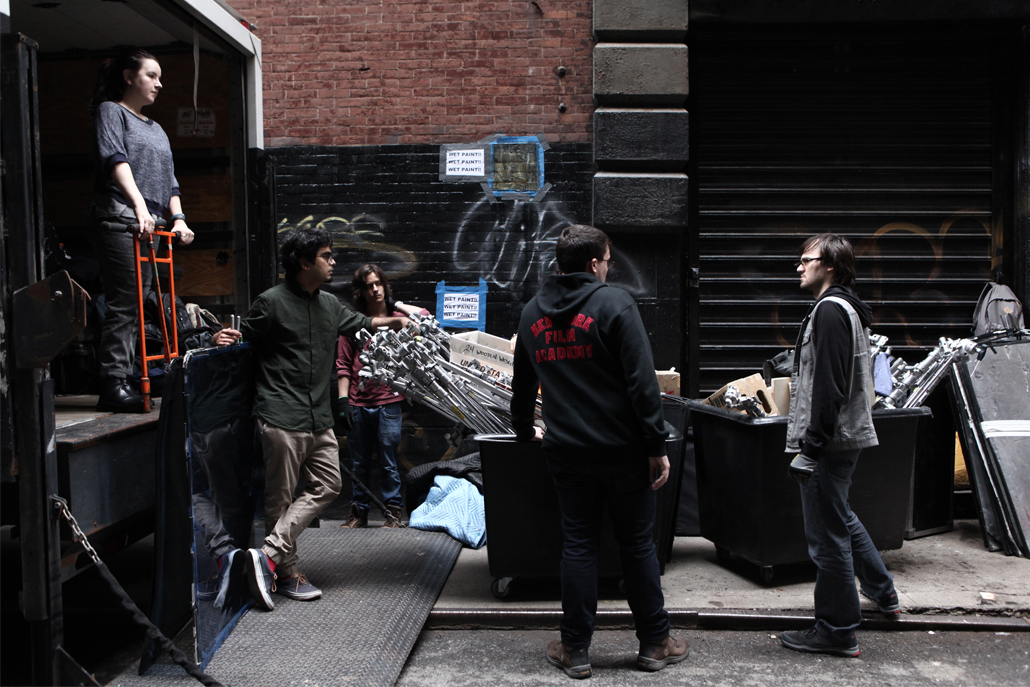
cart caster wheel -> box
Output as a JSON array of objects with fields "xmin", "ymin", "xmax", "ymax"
[
  {"xmin": 491, "ymin": 577, "xmax": 514, "ymax": 599},
  {"xmin": 715, "ymin": 546, "xmax": 731, "ymax": 564},
  {"xmin": 760, "ymin": 566, "xmax": 775, "ymax": 585}
]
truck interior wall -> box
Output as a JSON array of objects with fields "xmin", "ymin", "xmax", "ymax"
[{"xmin": 36, "ymin": 48, "xmax": 244, "ymax": 393}]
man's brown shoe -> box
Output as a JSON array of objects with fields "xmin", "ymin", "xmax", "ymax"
[
  {"xmin": 546, "ymin": 639, "xmax": 591, "ymax": 679},
  {"xmin": 382, "ymin": 505, "xmax": 405, "ymax": 528},
  {"xmin": 340, "ymin": 505, "xmax": 367, "ymax": 529},
  {"xmin": 637, "ymin": 635, "xmax": 689, "ymax": 671}
]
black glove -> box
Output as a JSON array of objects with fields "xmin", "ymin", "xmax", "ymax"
[
  {"xmin": 787, "ymin": 453, "xmax": 818, "ymax": 487},
  {"xmin": 337, "ymin": 396, "xmax": 354, "ymax": 432}
]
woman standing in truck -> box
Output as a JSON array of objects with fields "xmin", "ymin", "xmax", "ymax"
[{"xmin": 89, "ymin": 47, "xmax": 194, "ymax": 412}]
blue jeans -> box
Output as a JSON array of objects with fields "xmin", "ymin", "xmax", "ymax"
[
  {"xmin": 347, "ymin": 402, "xmax": 403, "ymax": 512},
  {"xmin": 545, "ymin": 450, "xmax": 670, "ymax": 650},
  {"xmin": 800, "ymin": 448, "xmax": 895, "ymax": 643}
]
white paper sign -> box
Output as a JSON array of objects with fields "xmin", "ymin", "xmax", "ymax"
[
  {"xmin": 177, "ymin": 108, "xmax": 216, "ymax": 137},
  {"xmin": 442, "ymin": 293, "xmax": 481, "ymax": 321},
  {"xmin": 445, "ymin": 149, "xmax": 485, "ymax": 176}
]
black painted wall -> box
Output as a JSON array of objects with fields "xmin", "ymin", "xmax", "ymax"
[
  {"xmin": 268, "ymin": 143, "xmax": 592, "ymax": 337},
  {"xmin": 265, "ymin": 141, "xmax": 683, "ymax": 479},
  {"xmin": 265, "ymin": 142, "xmax": 682, "ymax": 369}
]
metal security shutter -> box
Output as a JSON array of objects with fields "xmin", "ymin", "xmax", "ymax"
[{"xmin": 691, "ymin": 32, "xmax": 999, "ymax": 394}]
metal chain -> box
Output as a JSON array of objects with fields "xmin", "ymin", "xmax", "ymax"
[
  {"xmin": 48, "ymin": 496, "xmax": 222, "ymax": 685},
  {"xmin": 51, "ymin": 495, "xmax": 101, "ymax": 566}
]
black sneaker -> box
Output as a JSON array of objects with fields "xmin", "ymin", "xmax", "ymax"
[
  {"xmin": 244, "ymin": 549, "xmax": 277, "ymax": 611},
  {"xmin": 861, "ymin": 589, "xmax": 901, "ymax": 619},
  {"xmin": 546, "ymin": 640, "xmax": 591, "ymax": 679},
  {"xmin": 276, "ymin": 572, "xmax": 322, "ymax": 601},
  {"xmin": 780, "ymin": 627, "xmax": 860, "ymax": 657},
  {"xmin": 637, "ymin": 635, "xmax": 690, "ymax": 671},
  {"xmin": 213, "ymin": 548, "xmax": 244, "ymax": 610}
]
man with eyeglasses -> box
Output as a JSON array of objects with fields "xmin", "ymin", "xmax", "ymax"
[
  {"xmin": 780, "ymin": 233, "xmax": 899, "ymax": 658},
  {"xmin": 211, "ymin": 228, "xmax": 410, "ymax": 610},
  {"xmin": 511, "ymin": 224, "xmax": 688, "ymax": 678}
]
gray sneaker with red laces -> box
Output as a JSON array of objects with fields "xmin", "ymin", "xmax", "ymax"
[{"xmin": 276, "ymin": 572, "xmax": 322, "ymax": 601}]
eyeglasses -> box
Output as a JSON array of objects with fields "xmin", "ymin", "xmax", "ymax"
[
  {"xmin": 318, "ymin": 251, "xmax": 334, "ymax": 262},
  {"xmin": 600, "ymin": 257, "xmax": 615, "ymax": 269},
  {"xmin": 794, "ymin": 256, "xmax": 823, "ymax": 268}
]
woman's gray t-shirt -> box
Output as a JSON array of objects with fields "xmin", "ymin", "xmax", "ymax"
[{"xmin": 92, "ymin": 101, "xmax": 180, "ymax": 216}]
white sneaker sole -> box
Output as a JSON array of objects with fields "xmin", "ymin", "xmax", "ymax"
[{"xmin": 246, "ymin": 549, "xmax": 275, "ymax": 611}]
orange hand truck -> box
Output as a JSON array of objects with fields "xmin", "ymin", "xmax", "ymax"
[{"xmin": 129, "ymin": 222, "xmax": 180, "ymax": 412}]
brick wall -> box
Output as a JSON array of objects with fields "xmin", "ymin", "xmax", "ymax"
[{"xmin": 226, "ymin": 0, "xmax": 594, "ymax": 146}]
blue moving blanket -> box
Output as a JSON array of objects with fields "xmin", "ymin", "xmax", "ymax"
[{"xmin": 409, "ymin": 475, "xmax": 487, "ymax": 549}]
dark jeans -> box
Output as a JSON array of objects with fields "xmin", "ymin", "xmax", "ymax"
[
  {"xmin": 91, "ymin": 210, "xmax": 152, "ymax": 379},
  {"xmin": 800, "ymin": 448, "xmax": 895, "ymax": 643},
  {"xmin": 545, "ymin": 449, "xmax": 670, "ymax": 650},
  {"xmin": 347, "ymin": 401, "xmax": 403, "ymax": 512},
  {"xmin": 190, "ymin": 416, "xmax": 255, "ymax": 559}
]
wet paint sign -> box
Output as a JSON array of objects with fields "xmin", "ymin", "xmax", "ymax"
[
  {"xmin": 436, "ymin": 279, "xmax": 488, "ymax": 331},
  {"xmin": 439, "ymin": 144, "xmax": 489, "ymax": 182},
  {"xmin": 445, "ymin": 149, "xmax": 485, "ymax": 176}
]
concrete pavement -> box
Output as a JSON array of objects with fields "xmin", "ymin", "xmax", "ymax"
[
  {"xmin": 397, "ymin": 629, "xmax": 1030, "ymax": 686},
  {"xmin": 428, "ymin": 520, "xmax": 1030, "ymax": 631}
]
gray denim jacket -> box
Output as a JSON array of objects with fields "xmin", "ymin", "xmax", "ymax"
[{"xmin": 786, "ymin": 296, "xmax": 878, "ymax": 454}]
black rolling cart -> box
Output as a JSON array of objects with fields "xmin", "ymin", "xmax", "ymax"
[{"xmin": 689, "ymin": 400, "xmax": 928, "ymax": 585}]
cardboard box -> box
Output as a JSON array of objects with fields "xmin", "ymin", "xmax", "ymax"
[
  {"xmin": 656, "ymin": 369, "xmax": 681, "ymax": 396},
  {"xmin": 450, "ymin": 331, "xmax": 514, "ymax": 381},
  {"xmin": 703, "ymin": 373, "xmax": 780, "ymax": 416}
]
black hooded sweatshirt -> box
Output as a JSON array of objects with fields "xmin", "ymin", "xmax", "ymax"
[
  {"xmin": 510, "ymin": 272, "xmax": 669, "ymax": 457},
  {"xmin": 795, "ymin": 283, "xmax": 874, "ymax": 460}
]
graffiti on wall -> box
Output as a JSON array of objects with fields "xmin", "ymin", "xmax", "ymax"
[
  {"xmin": 451, "ymin": 196, "xmax": 654, "ymax": 297},
  {"xmin": 731, "ymin": 209, "xmax": 995, "ymax": 351},
  {"xmin": 275, "ymin": 214, "xmax": 419, "ymax": 291}
]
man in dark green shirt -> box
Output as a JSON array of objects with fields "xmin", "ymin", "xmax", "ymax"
[{"xmin": 214, "ymin": 227, "xmax": 409, "ymax": 610}]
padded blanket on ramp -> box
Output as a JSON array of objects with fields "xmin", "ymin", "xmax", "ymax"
[
  {"xmin": 112, "ymin": 527, "xmax": 461, "ymax": 686},
  {"xmin": 409, "ymin": 475, "xmax": 487, "ymax": 549}
]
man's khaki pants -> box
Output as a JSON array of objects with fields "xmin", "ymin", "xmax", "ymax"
[{"xmin": 257, "ymin": 419, "xmax": 342, "ymax": 579}]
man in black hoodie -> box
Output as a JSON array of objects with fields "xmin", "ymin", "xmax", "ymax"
[
  {"xmin": 780, "ymin": 233, "xmax": 899, "ymax": 659},
  {"xmin": 511, "ymin": 225, "xmax": 688, "ymax": 679}
]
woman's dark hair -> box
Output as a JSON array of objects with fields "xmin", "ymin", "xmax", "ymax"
[
  {"xmin": 89, "ymin": 47, "xmax": 157, "ymax": 115},
  {"xmin": 556, "ymin": 224, "xmax": 611, "ymax": 274},
  {"xmin": 800, "ymin": 233, "xmax": 857, "ymax": 288},
  {"xmin": 351, "ymin": 264, "xmax": 394, "ymax": 314},
  {"xmin": 280, "ymin": 227, "xmax": 332, "ymax": 280}
]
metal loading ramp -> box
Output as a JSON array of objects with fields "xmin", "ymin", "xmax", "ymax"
[{"xmin": 114, "ymin": 527, "xmax": 462, "ymax": 686}]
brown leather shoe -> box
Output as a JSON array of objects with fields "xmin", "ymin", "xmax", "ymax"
[
  {"xmin": 340, "ymin": 505, "xmax": 368, "ymax": 529},
  {"xmin": 546, "ymin": 639, "xmax": 591, "ymax": 679},
  {"xmin": 637, "ymin": 635, "xmax": 689, "ymax": 671},
  {"xmin": 382, "ymin": 505, "xmax": 405, "ymax": 528}
]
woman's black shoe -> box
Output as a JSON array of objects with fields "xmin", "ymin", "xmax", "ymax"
[{"xmin": 96, "ymin": 377, "xmax": 146, "ymax": 413}]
